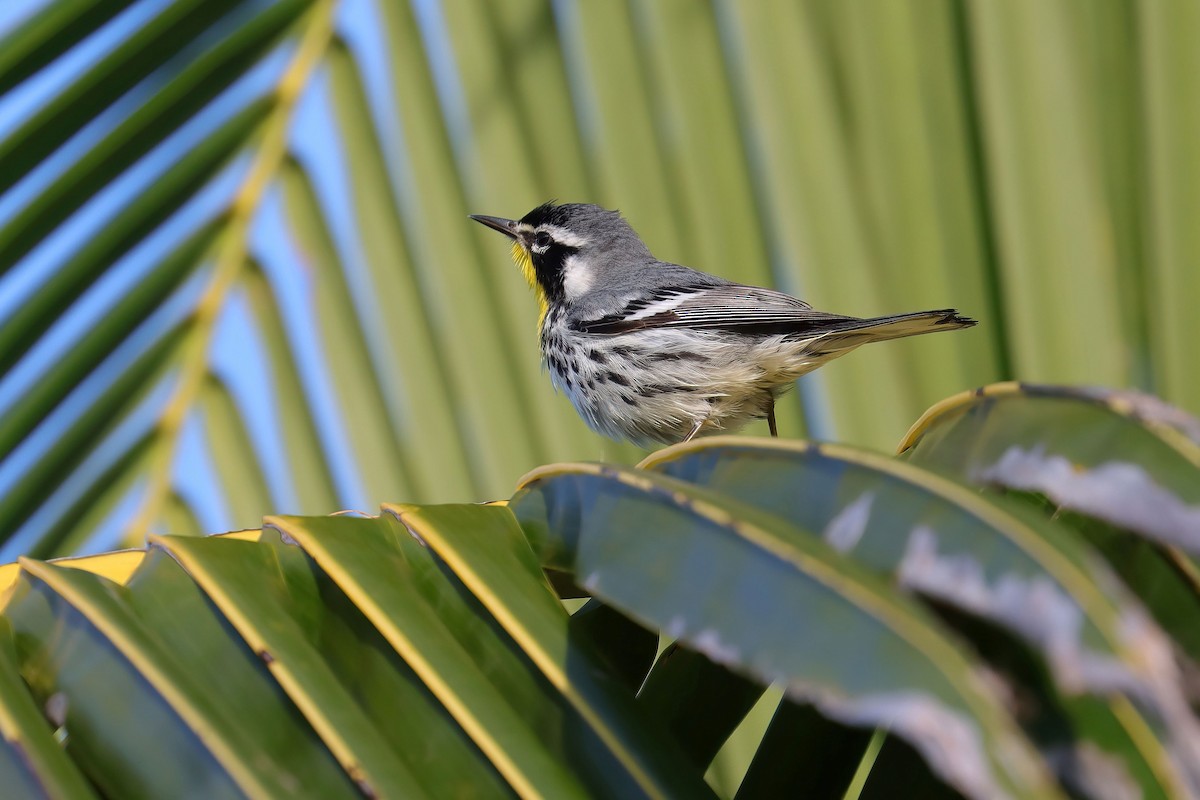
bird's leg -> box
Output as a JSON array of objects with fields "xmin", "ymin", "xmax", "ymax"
[
  {"xmin": 767, "ymin": 400, "xmax": 779, "ymax": 438},
  {"xmin": 682, "ymin": 418, "xmax": 705, "ymax": 443}
]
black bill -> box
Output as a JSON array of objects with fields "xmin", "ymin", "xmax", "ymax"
[{"xmin": 469, "ymin": 214, "xmax": 519, "ymax": 239}]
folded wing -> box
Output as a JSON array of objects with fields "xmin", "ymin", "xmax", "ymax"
[
  {"xmin": 575, "ymin": 284, "xmax": 975, "ymax": 341},
  {"xmin": 577, "ymin": 284, "xmax": 850, "ymax": 336}
]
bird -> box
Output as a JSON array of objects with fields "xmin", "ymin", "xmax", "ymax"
[{"xmin": 471, "ymin": 202, "xmax": 976, "ymax": 447}]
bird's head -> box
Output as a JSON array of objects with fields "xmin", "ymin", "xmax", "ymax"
[{"xmin": 471, "ymin": 202, "xmax": 651, "ymax": 325}]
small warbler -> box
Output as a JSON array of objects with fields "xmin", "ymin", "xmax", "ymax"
[{"xmin": 471, "ymin": 202, "xmax": 975, "ymax": 446}]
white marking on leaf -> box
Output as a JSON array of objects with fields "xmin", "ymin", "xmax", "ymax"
[
  {"xmin": 664, "ymin": 615, "xmax": 687, "ymax": 640},
  {"xmin": 899, "ymin": 526, "xmax": 1108, "ymax": 693},
  {"xmin": 580, "ymin": 572, "xmax": 601, "ymax": 593},
  {"xmin": 666, "ymin": 602, "xmax": 1022, "ymax": 799},
  {"xmin": 898, "ymin": 527, "xmax": 1200, "ymax": 790},
  {"xmin": 691, "ymin": 628, "xmax": 741, "ymax": 664},
  {"xmin": 822, "ymin": 491, "xmax": 874, "ymax": 553},
  {"xmin": 44, "ymin": 692, "xmax": 68, "ymax": 727},
  {"xmin": 785, "ymin": 685, "xmax": 1019, "ymax": 800},
  {"xmin": 1086, "ymin": 386, "xmax": 1200, "ymax": 444},
  {"xmin": 1045, "ymin": 743, "xmax": 1140, "ymax": 800},
  {"xmin": 972, "ymin": 446, "xmax": 1200, "ymax": 551}
]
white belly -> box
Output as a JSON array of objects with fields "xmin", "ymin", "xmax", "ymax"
[{"xmin": 540, "ymin": 323, "xmax": 831, "ymax": 446}]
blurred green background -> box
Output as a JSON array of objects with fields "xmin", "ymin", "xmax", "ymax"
[{"xmin": 0, "ymin": 0, "xmax": 1196, "ymax": 558}]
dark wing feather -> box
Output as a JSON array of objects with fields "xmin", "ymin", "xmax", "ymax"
[{"xmin": 575, "ymin": 284, "xmax": 862, "ymax": 336}]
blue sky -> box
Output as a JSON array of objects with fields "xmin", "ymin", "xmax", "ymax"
[
  {"xmin": 0, "ymin": 0, "xmax": 836, "ymax": 558},
  {"xmin": 0, "ymin": 0, "xmax": 404, "ymax": 554}
]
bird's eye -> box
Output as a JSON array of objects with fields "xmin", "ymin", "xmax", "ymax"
[{"xmin": 534, "ymin": 231, "xmax": 552, "ymax": 249}]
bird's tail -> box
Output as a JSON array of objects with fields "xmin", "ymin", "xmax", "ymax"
[{"xmin": 817, "ymin": 309, "xmax": 976, "ymax": 351}]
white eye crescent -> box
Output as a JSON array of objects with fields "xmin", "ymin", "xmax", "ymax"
[{"xmin": 533, "ymin": 231, "xmax": 552, "ymax": 250}]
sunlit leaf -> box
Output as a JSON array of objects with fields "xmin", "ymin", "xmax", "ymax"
[{"xmin": 511, "ymin": 462, "xmax": 1058, "ymax": 799}]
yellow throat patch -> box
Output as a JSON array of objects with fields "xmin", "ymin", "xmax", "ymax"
[{"xmin": 511, "ymin": 240, "xmax": 548, "ymax": 329}]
